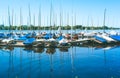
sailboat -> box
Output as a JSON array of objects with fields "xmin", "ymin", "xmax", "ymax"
[
  {"xmin": 97, "ymin": 33, "xmax": 116, "ymax": 43},
  {"xmin": 33, "ymin": 5, "xmax": 46, "ymax": 47},
  {"xmin": 2, "ymin": 7, "xmax": 14, "ymax": 44},
  {"xmin": 23, "ymin": 5, "xmax": 35, "ymax": 46},
  {"xmin": 46, "ymin": 0, "xmax": 58, "ymax": 47},
  {"xmin": 58, "ymin": 4, "xmax": 70, "ymax": 46},
  {"xmin": 36, "ymin": 5, "xmax": 42, "ymax": 39},
  {"xmin": 95, "ymin": 9, "xmax": 116, "ymax": 43}
]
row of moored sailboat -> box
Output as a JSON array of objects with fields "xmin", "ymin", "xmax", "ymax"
[{"xmin": 0, "ymin": 31, "xmax": 120, "ymax": 47}]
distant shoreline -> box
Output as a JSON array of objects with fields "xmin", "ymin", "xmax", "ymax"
[{"xmin": 0, "ymin": 25, "xmax": 119, "ymax": 30}]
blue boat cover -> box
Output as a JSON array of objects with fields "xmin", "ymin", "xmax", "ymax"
[
  {"xmin": 43, "ymin": 34, "xmax": 52, "ymax": 39},
  {"xmin": 0, "ymin": 33, "xmax": 6, "ymax": 38},
  {"xmin": 25, "ymin": 33, "xmax": 32, "ymax": 38},
  {"xmin": 110, "ymin": 35, "xmax": 120, "ymax": 41},
  {"xmin": 23, "ymin": 38, "xmax": 35, "ymax": 45},
  {"xmin": 17, "ymin": 36, "xmax": 27, "ymax": 41},
  {"xmin": 7, "ymin": 33, "xmax": 12, "ymax": 37},
  {"xmin": 57, "ymin": 35, "xmax": 64, "ymax": 41},
  {"xmin": 94, "ymin": 36, "xmax": 107, "ymax": 43}
]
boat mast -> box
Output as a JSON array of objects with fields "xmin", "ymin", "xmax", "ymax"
[
  {"xmin": 28, "ymin": 5, "xmax": 31, "ymax": 31},
  {"xmin": 74, "ymin": 13, "xmax": 76, "ymax": 33},
  {"xmin": 97, "ymin": 17, "xmax": 99, "ymax": 30},
  {"xmin": 71, "ymin": 5, "xmax": 73, "ymax": 39},
  {"xmin": 52, "ymin": 1, "xmax": 55, "ymax": 34},
  {"xmin": 86, "ymin": 16, "xmax": 89, "ymax": 33},
  {"xmin": 50, "ymin": 0, "xmax": 53, "ymax": 34},
  {"xmin": 33, "ymin": 13, "xmax": 35, "ymax": 30},
  {"xmin": 67, "ymin": 12, "xmax": 69, "ymax": 33},
  {"xmin": 8, "ymin": 6, "xmax": 11, "ymax": 32},
  {"xmin": 43, "ymin": 16, "xmax": 46, "ymax": 32},
  {"xmin": 91, "ymin": 16, "xmax": 93, "ymax": 30},
  {"xmin": 59, "ymin": 1, "xmax": 62, "ymax": 34},
  {"xmin": 47, "ymin": 15, "xmax": 49, "ymax": 32},
  {"xmin": 14, "ymin": 14, "xmax": 17, "ymax": 30},
  {"xmin": 11, "ymin": 9, "xmax": 14, "ymax": 32},
  {"xmin": 103, "ymin": 8, "xmax": 106, "ymax": 33},
  {"xmin": 20, "ymin": 7, "xmax": 23, "ymax": 31},
  {"xmin": 38, "ymin": 5, "xmax": 41, "ymax": 33},
  {"xmin": 71, "ymin": 0, "xmax": 73, "ymax": 40},
  {"xmin": 53, "ymin": 12, "xmax": 56, "ymax": 34},
  {"xmin": 1, "ymin": 16, "xmax": 4, "ymax": 30}
]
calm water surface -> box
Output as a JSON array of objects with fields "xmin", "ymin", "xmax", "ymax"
[
  {"xmin": 0, "ymin": 46, "xmax": 120, "ymax": 78},
  {"xmin": 1, "ymin": 29, "xmax": 120, "ymax": 33}
]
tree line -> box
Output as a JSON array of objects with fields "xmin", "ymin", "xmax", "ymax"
[{"xmin": 0, "ymin": 24, "xmax": 119, "ymax": 30}]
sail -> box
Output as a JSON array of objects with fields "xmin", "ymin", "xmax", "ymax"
[{"xmin": 57, "ymin": 26, "xmax": 61, "ymax": 33}]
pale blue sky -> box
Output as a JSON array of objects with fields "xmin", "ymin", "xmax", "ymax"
[{"xmin": 0, "ymin": 0, "xmax": 120, "ymax": 27}]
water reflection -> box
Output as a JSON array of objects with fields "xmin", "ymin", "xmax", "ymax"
[
  {"xmin": 28, "ymin": 49, "xmax": 32, "ymax": 78},
  {"xmin": 71, "ymin": 47, "xmax": 76, "ymax": 73},
  {"xmin": 103, "ymin": 49, "xmax": 107, "ymax": 64},
  {"xmin": 33, "ymin": 48, "xmax": 44, "ymax": 53},
  {"xmin": 20, "ymin": 48, "xmax": 23, "ymax": 78},
  {"xmin": 1, "ymin": 46, "xmax": 14, "ymax": 52},
  {"xmin": 46, "ymin": 48, "xmax": 56, "ymax": 78},
  {"xmin": 23, "ymin": 46, "xmax": 33, "ymax": 52},
  {"xmin": 7, "ymin": 47, "xmax": 14, "ymax": 78},
  {"xmin": 6, "ymin": 46, "xmax": 14, "ymax": 51},
  {"xmin": 0, "ymin": 46, "xmax": 3, "ymax": 49},
  {"xmin": 59, "ymin": 47, "xmax": 69, "ymax": 52},
  {"xmin": 0, "ymin": 45, "xmax": 120, "ymax": 78},
  {"xmin": 46, "ymin": 48, "xmax": 56, "ymax": 54}
]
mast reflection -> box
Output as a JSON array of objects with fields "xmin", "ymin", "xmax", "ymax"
[
  {"xmin": 20, "ymin": 48, "xmax": 23, "ymax": 77},
  {"xmin": 7, "ymin": 46, "xmax": 14, "ymax": 78},
  {"xmin": 71, "ymin": 47, "xmax": 74, "ymax": 73},
  {"xmin": 46, "ymin": 48, "xmax": 56, "ymax": 78}
]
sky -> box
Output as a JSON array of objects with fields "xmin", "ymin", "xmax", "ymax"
[{"xmin": 0, "ymin": 0, "xmax": 120, "ymax": 27}]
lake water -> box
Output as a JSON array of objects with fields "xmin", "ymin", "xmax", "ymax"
[
  {"xmin": 0, "ymin": 46, "xmax": 120, "ymax": 78},
  {"xmin": 1, "ymin": 29, "xmax": 120, "ymax": 34}
]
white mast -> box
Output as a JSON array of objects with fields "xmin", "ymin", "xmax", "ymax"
[
  {"xmin": 67, "ymin": 12, "xmax": 69, "ymax": 33},
  {"xmin": 8, "ymin": 6, "xmax": 11, "ymax": 32},
  {"xmin": 50, "ymin": 0, "xmax": 52, "ymax": 34},
  {"xmin": 20, "ymin": 7, "xmax": 23, "ymax": 31},
  {"xmin": 74, "ymin": 13, "xmax": 76, "ymax": 33},
  {"xmin": 38, "ymin": 5, "xmax": 41, "ymax": 32},
  {"xmin": 28, "ymin": 4, "xmax": 31, "ymax": 31},
  {"xmin": 103, "ymin": 8, "xmax": 106, "ymax": 33},
  {"xmin": 59, "ymin": 0, "xmax": 62, "ymax": 34},
  {"xmin": 11, "ymin": 9, "xmax": 14, "ymax": 27},
  {"xmin": 71, "ymin": 0, "xmax": 74, "ymax": 40},
  {"xmin": 33, "ymin": 14, "xmax": 35, "ymax": 29}
]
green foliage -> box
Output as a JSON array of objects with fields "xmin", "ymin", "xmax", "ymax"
[{"xmin": 0, "ymin": 24, "xmax": 119, "ymax": 30}]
